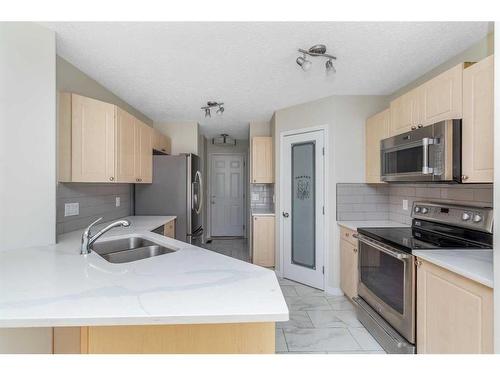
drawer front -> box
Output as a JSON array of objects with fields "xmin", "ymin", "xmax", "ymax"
[{"xmin": 339, "ymin": 226, "xmax": 358, "ymax": 246}]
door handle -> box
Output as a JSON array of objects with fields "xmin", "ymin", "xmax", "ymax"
[
  {"xmin": 422, "ymin": 137, "xmax": 435, "ymax": 175},
  {"xmin": 282, "ymin": 212, "xmax": 289, "ymax": 218}
]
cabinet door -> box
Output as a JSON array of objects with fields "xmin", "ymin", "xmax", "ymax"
[
  {"xmin": 421, "ymin": 63, "xmax": 463, "ymax": 125},
  {"xmin": 389, "ymin": 87, "xmax": 422, "ymax": 136},
  {"xmin": 462, "ymin": 55, "xmax": 494, "ymax": 183},
  {"xmin": 416, "ymin": 258, "xmax": 493, "ymax": 354},
  {"xmin": 135, "ymin": 120, "xmax": 152, "ymax": 183},
  {"xmin": 340, "ymin": 238, "xmax": 358, "ymax": 300},
  {"xmin": 71, "ymin": 94, "xmax": 116, "ymax": 182},
  {"xmin": 365, "ymin": 109, "xmax": 390, "ymax": 183},
  {"xmin": 252, "ymin": 137, "xmax": 273, "ymax": 183},
  {"xmin": 163, "ymin": 220, "xmax": 175, "ymax": 238},
  {"xmin": 116, "ymin": 108, "xmax": 137, "ymax": 183},
  {"xmin": 252, "ymin": 216, "xmax": 275, "ymax": 267}
]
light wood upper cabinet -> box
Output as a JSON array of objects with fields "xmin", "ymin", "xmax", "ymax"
[
  {"xmin": 339, "ymin": 226, "xmax": 358, "ymax": 300},
  {"xmin": 64, "ymin": 93, "xmax": 116, "ymax": 183},
  {"xmin": 421, "ymin": 63, "xmax": 463, "ymax": 124},
  {"xmin": 153, "ymin": 128, "xmax": 172, "ymax": 154},
  {"xmin": 390, "ymin": 87, "xmax": 423, "ymax": 136},
  {"xmin": 116, "ymin": 107, "xmax": 137, "ymax": 183},
  {"xmin": 365, "ymin": 109, "xmax": 390, "ymax": 183},
  {"xmin": 58, "ymin": 93, "xmax": 154, "ymax": 184},
  {"xmin": 135, "ymin": 119, "xmax": 153, "ymax": 183},
  {"xmin": 462, "ymin": 55, "xmax": 494, "ymax": 183},
  {"xmin": 416, "ymin": 258, "xmax": 493, "ymax": 354},
  {"xmin": 251, "ymin": 137, "xmax": 273, "ymax": 183},
  {"xmin": 252, "ymin": 215, "xmax": 275, "ymax": 267}
]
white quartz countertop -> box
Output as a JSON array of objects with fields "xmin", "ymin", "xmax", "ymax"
[
  {"xmin": 251, "ymin": 208, "xmax": 275, "ymax": 216},
  {"xmin": 337, "ymin": 220, "xmax": 409, "ymax": 231},
  {"xmin": 0, "ymin": 216, "xmax": 288, "ymax": 328},
  {"xmin": 413, "ymin": 249, "xmax": 493, "ymax": 288}
]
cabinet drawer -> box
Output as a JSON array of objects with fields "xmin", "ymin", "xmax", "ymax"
[
  {"xmin": 339, "ymin": 226, "xmax": 358, "ymax": 246},
  {"xmin": 164, "ymin": 220, "xmax": 175, "ymax": 238}
]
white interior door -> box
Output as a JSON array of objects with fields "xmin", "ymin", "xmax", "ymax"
[
  {"xmin": 210, "ymin": 154, "xmax": 245, "ymax": 237},
  {"xmin": 282, "ymin": 130, "xmax": 325, "ymax": 289}
]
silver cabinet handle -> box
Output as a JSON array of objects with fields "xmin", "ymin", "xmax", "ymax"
[
  {"xmin": 417, "ymin": 124, "xmax": 423, "ymax": 128},
  {"xmin": 422, "ymin": 137, "xmax": 435, "ymax": 175},
  {"xmin": 411, "ymin": 125, "xmax": 417, "ymax": 130},
  {"xmin": 462, "ymin": 175, "xmax": 469, "ymax": 181},
  {"xmin": 109, "ymin": 177, "xmax": 114, "ymax": 181},
  {"xmin": 282, "ymin": 212, "xmax": 289, "ymax": 218}
]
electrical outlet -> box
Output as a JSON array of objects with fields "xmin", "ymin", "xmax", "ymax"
[
  {"xmin": 64, "ymin": 202, "xmax": 79, "ymax": 217},
  {"xmin": 115, "ymin": 196, "xmax": 121, "ymax": 207},
  {"xmin": 402, "ymin": 199, "xmax": 409, "ymax": 211},
  {"xmin": 251, "ymin": 193, "xmax": 260, "ymax": 201}
]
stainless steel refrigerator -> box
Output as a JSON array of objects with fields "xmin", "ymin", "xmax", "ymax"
[{"xmin": 135, "ymin": 154, "xmax": 203, "ymax": 245}]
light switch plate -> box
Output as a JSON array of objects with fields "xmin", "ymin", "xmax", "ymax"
[
  {"xmin": 402, "ymin": 199, "xmax": 408, "ymax": 211},
  {"xmin": 64, "ymin": 202, "xmax": 79, "ymax": 217},
  {"xmin": 115, "ymin": 196, "xmax": 121, "ymax": 207},
  {"xmin": 251, "ymin": 193, "xmax": 260, "ymax": 201}
]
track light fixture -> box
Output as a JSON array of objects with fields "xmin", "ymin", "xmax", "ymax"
[
  {"xmin": 201, "ymin": 101, "xmax": 224, "ymax": 118},
  {"xmin": 296, "ymin": 44, "xmax": 336, "ymax": 74}
]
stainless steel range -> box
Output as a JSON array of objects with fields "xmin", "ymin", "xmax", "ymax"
[{"xmin": 352, "ymin": 201, "xmax": 493, "ymax": 354}]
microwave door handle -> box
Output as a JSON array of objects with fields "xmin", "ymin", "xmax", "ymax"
[{"xmin": 422, "ymin": 137, "xmax": 435, "ymax": 175}]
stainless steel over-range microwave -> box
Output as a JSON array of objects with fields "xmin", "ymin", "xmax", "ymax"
[{"xmin": 380, "ymin": 119, "xmax": 461, "ymax": 183}]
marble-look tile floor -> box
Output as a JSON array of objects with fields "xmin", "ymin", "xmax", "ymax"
[
  {"xmin": 200, "ymin": 238, "xmax": 384, "ymax": 354},
  {"xmin": 276, "ymin": 278, "xmax": 385, "ymax": 354}
]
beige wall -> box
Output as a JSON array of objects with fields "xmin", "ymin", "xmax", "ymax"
[
  {"xmin": 155, "ymin": 122, "xmax": 199, "ymax": 155},
  {"xmin": 273, "ymin": 95, "xmax": 388, "ymax": 293},
  {"xmin": 390, "ymin": 32, "xmax": 494, "ymax": 100},
  {"xmin": 57, "ymin": 56, "xmax": 153, "ymax": 125}
]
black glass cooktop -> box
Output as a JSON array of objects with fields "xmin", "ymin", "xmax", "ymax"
[{"xmin": 357, "ymin": 220, "xmax": 492, "ymax": 253}]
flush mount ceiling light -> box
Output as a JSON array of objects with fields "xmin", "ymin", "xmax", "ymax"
[
  {"xmin": 201, "ymin": 101, "xmax": 224, "ymax": 118},
  {"xmin": 296, "ymin": 44, "xmax": 337, "ymax": 74}
]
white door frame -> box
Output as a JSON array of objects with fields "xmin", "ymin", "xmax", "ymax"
[
  {"xmin": 207, "ymin": 152, "xmax": 247, "ymax": 239},
  {"xmin": 278, "ymin": 125, "xmax": 330, "ymax": 290}
]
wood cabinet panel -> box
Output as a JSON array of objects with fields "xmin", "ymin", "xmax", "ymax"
[
  {"xmin": 252, "ymin": 137, "xmax": 273, "ymax": 183},
  {"xmin": 340, "ymin": 236, "xmax": 358, "ymax": 301},
  {"xmin": 365, "ymin": 109, "xmax": 390, "ymax": 183},
  {"xmin": 462, "ymin": 55, "xmax": 494, "ymax": 183},
  {"xmin": 116, "ymin": 107, "xmax": 137, "ymax": 183},
  {"xmin": 164, "ymin": 220, "xmax": 176, "ymax": 238},
  {"xmin": 252, "ymin": 215, "xmax": 275, "ymax": 267},
  {"xmin": 416, "ymin": 258, "xmax": 493, "ymax": 354},
  {"xmin": 390, "ymin": 87, "xmax": 423, "ymax": 136},
  {"xmin": 71, "ymin": 94, "xmax": 116, "ymax": 183},
  {"xmin": 135, "ymin": 120, "xmax": 153, "ymax": 183},
  {"xmin": 422, "ymin": 63, "xmax": 463, "ymax": 125}
]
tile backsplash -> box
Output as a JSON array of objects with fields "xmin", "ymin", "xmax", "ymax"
[
  {"xmin": 251, "ymin": 183, "xmax": 274, "ymax": 211},
  {"xmin": 337, "ymin": 183, "xmax": 493, "ymax": 224},
  {"xmin": 57, "ymin": 183, "xmax": 132, "ymax": 235}
]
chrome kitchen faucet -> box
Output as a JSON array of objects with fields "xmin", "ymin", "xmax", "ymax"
[{"xmin": 80, "ymin": 217, "xmax": 131, "ymax": 255}]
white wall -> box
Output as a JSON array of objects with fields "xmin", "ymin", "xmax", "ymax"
[
  {"xmin": 155, "ymin": 122, "xmax": 199, "ymax": 155},
  {"xmin": 0, "ymin": 22, "xmax": 56, "ymax": 353},
  {"xmin": 273, "ymin": 95, "xmax": 388, "ymax": 293}
]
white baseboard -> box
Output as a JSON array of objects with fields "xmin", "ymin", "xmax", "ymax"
[{"xmin": 325, "ymin": 286, "xmax": 344, "ymax": 296}]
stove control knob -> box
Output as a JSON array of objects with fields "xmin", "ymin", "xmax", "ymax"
[
  {"xmin": 462, "ymin": 212, "xmax": 471, "ymax": 221},
  {"xmin": 421, "ymin": 207, "xmax": 429, "ymax": 214},
  {"xmin": 414, "ymin": 206, "xmax": 421, "ymax": 213},
  {"xmin": 472, "ymin": 214, "xmax": 483, "ymax": 223}
]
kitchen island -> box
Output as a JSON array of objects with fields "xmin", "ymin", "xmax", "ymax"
[{"xmin": 0, "ymin": 216, "xmax": 288, "ymax": 353}]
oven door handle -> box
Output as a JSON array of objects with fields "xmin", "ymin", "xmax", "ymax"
[
  {"xmin": 354, "ymin": 234, "xmax": 410, "ymax": 260},
  {"xmin": 422, "ymin": 137, "xmax": 435, "ymax": 175}
]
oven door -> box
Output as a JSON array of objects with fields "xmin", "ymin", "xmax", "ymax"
[{"xmin": 356, "ymin": 234, "xmax": 416, "ymax": 344}]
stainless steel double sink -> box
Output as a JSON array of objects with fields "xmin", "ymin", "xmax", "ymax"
[{"xmin": 91, "ymin": 236, "xmax": 176, "ymax": 264}]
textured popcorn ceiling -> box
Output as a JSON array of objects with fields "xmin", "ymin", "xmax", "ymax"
[{"xmin": 43, "ymin": 22, "xmax": 491, "ymax": 138}]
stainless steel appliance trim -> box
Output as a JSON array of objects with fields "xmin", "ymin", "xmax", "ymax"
[
  {"xmin": 355, "ymin": 234, "xmax": 409, "ymax": 260},
  {"xmin": 192, "ymin": 170, "xmax": 203, "ymax": 215},
  {"xmin": 357, "ymin": 235, "xmax": 416, "ymax": 343},
  {"xmin": 353, "ymin": 297, "xmax": 415, "ymax": 354},
  {"xmin": 186, "ymin": 154, "xmax": 193, "ymax": 233},
  {"xmin": 422, "ymin": 137, "xmax": 435, "ymax": 175}
]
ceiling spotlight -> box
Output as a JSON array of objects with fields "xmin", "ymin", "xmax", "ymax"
[
  {"xmin": 201, "ymin": 101, "xmax": 224, "ymax": 117},
  {"xmin": 296, "ymin": 44, "xmax": 336, "ymax": 74},
  {"xmin": 296, "ymin": 55, "xmax": 312, "ymax": 71},
  {"xmin": 325, "ymin": 59, "xmax": 336, "ymax": 74}
]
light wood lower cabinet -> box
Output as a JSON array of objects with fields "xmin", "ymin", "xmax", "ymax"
[
  {"xmin": 339, "ymin": 226, "xmax": 358, "ymax": 300},
  {"xmin": 53, "ymin": 322, "xmax": 275, "ymax": 354},
  {"xmin": 252, "ymin": 215, "xmax": 275, "ymax": 267},
  {"xmin": 416, "ymin": 258, "xmax": 493, "ymax": 354},
  {"xmin": 462, "ymin": 55, "xmax": 494, "ymax": 183},
  {"xmin": 365, "ymin": 109, "xmax": 390, "ymax": 183},
  {"xmin": 163, "ymin": 220, "xmax": 176, "ymax": 238}
]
